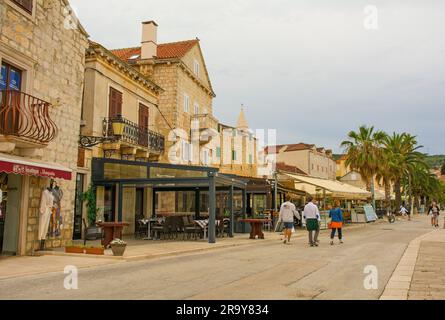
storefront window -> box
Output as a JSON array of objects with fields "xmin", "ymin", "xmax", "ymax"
[
  {"xmin": 150, "ymin": 167, "xmax": 208, "ymax": 179},
  {"xmin": 104, "ymin": 163, "xmax": 147, "ymax": 180}
]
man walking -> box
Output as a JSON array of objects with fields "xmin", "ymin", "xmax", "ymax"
[
  {"xmin": 278, "ymin": 201, "xmax": 300, "ymax": 244},
  {"xmin": 304, "ymin": 198, "xmax": 321, "ymax": 247}
]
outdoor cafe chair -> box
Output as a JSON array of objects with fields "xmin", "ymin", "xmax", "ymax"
[
  {"xmin": 182, "ymin": 216, "xmax": 202, "ymax": 240},
  {"xmin": 152, "ymin": 217, "xmax": 173, "ymax": 240}
]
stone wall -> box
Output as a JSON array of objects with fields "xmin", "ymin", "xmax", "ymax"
[{"xmin": 0, "ymin": 0, "xmax": 88, "ymax": 254}]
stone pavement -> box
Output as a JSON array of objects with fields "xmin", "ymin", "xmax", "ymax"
[
  {"xmin": 0, "ymin": 222, "xmax": 372, "ymax": 281},
  {"xmin": 380, "ymin": 217, "xmax": 445, "ymax": 300}
]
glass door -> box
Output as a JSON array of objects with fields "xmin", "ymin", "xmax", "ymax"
[{"xmin": 73, "ymin": 173, "xmax": 85, "ymax": 240}]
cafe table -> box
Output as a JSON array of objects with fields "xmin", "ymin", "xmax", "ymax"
[
  {"xmin": 97, "ymin": 222, "xmax": 129, "ymax": 248},
  {"xmin": 239, "ymin": 219, "xmax": 271, "ymax": 240}
]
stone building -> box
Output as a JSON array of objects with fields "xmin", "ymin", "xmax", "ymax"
[
  {"xmin": 265, "ymin": 143, "xmax": 337, "ymax": 180},
  {"xmin": 111, "ymin": 21, "xmax": 217, "ymax": 168},
  {"xmin": 77, "ymin": 40, "xmax": 165, "ymax": 236},
  {"xmin": 218, "ymin": 108, "xmax": 258, "ymax": 178},
  {"xmin": 0, "ymin": 0, "xmax": 88, "ymax": 255}
]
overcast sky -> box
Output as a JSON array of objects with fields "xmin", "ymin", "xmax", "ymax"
[{"xmin": 70, "ymin": 0, "xmax": 445, "ymax": 155}]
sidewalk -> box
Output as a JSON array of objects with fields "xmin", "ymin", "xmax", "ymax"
[
  {"xmin": 380, "ymin": 217, "xmax": 445, "ymax": 300},
  {"xmin": 0, "ymin": 221, "xmax": 379, "ymax": 281}
]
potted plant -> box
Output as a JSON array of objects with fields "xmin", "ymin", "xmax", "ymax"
[
  {"xmin": 84, "ymin": 246, "xmax": 105, "ymax": 255},
  {"xmin": 65, "ymin": 243, "xmax": 85, "ymax": 254},
  {"xmin": 110, "ymin": 239, "xmax": 127, "ymax": 256},
  {"xmin": 83, "ymin": 185, "xmax": 102, "ymax": 240}
]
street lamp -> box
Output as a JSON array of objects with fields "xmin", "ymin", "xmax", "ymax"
[{"xmin": 79, "ymin": 115, "xmax": 125, "ymax": 148}]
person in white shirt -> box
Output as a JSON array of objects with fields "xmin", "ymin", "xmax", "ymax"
[
  {"xmin": 278, "ymin": 201, "xmax": 300, "ymax": 244},
  {"xmin": 400, "ymin": 204, "xmax": 411, "ymax": 221},
  {"xmin": 303, "ymin": 198, "xmax": 321, "ymax": 247}
]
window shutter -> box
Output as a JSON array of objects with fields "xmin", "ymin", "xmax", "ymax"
[
  {"xmin": 109, "ymin": 88, "xmax": 122, "ymax": 118},
  {"xmin": 77, "ymin": 148, "xmax": 86, "ymax": 168}
]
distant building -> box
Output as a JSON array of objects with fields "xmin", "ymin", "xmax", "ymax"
[{"xmin": 265, "ymin": 143, "xmax": 336, "ymax": 180}]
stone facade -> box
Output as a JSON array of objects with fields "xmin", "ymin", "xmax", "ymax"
[
  {"xmin": 0, "ymin": 0, "xmax": 88, "ymax": 255},
  {"xmin": 79, "ymin": 41, "xmax": 163, "ymax": 235}
]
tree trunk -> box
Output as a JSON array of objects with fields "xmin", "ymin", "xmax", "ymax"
[
  {"xmin": 384, "ymin": 181, "xmax": 392, "ymax": 214},
  {"xmin": 394, "ymin": 179, "xmax": 402, "ymax": 211}
]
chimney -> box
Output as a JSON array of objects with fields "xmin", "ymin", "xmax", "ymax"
[{"xmin": 141, "ymin": 20, "xmax": 158, "ymax": 60}]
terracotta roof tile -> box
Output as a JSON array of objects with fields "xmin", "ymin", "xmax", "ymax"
[
  {"xmin": 111, "ymin": 40, "xmax": 199, "ymax": 62},
  {"xmin": 276, "ymin": 162, "xmax": 308, "ymax": 175}
]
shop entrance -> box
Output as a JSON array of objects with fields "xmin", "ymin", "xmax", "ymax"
[{"xmin": 0, "ymin": 173, "xmax": 22, "ymax": 256}]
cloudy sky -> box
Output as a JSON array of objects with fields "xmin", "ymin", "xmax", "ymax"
[{"xmin": 70, "ymin": 0, "xmax": 444, "ymax": 154}]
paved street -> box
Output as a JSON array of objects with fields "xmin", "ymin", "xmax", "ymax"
[{"xmin": 0, "ymin": 216, "xmax": 438, "ymax": 300}]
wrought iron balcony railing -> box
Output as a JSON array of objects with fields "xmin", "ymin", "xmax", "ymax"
[
  {"xmin": 103, "ymin": 116, "xmax": 165, "ymax": 153},
  {"xmin": 0, "ymin": 90, "xmax": 57, "ymax": 144}
]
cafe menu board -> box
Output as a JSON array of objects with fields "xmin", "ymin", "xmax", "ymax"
[{"xmin": 363, "ymin": 205, "xmax": 378, "ymax": 222}]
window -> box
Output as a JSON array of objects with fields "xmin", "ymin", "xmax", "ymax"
[
  {"xmin": 109, "ymin": 87, "xmax": 123, "ymax": 118},
  {"xmin": 1, "ymin": 63, "xmax": 22, "ymax": 91},
  {"xmin": 232, "ymin": 150, "xmax": 237, "ymax": 161},
  {"xmin": 11, "ymin": 0, "xmax": 33, "ymax": 14},
  {"xmin": 202, "ymin": 150, "xmax": 210, "ymax": 166},
  {"xmin": 216, "ymin": 147, "xmax": 221, "ymax": 158},
  {"xmin": 249, "ymin": 154, "xmax": 253, "ymax": 164},
  {"xmin": 232, "ymin": 130, "xmax": 237, "ymax": 137},
  {"xmin": 194, "ymin": 60, "xmax": 200, "ymax": 76},
  {"xmin": 194, "ymin": 103, "xmax": 200, "ymax": 115},
  {"xmin": 183, "ymin": 94, "xmax": 190, "ymax": 113},
  {"xmin": 182, "ymin": 141, "xmax": 193, "ymax": 162}
]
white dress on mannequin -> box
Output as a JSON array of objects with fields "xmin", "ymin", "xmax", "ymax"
[{"xmin": 39, "ymin": 189, "xmax": 55, "ymax": 240}]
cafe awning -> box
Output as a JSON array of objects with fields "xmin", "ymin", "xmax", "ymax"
[
  {"xmin": 278, "ymin": 172, "xmax": 371, "ymax": 199},
  {"xmin": 0, "ymin": 153, "xmax": 72, "ymax": 180}
]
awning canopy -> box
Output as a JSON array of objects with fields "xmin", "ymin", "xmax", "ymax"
[
  {"xmin": 0, "ymin": 153, "xmax": 72, "ymax": 181},
  {"xmin": 278, "ymin": 172, "xmax": 371, "ymax": 199}
]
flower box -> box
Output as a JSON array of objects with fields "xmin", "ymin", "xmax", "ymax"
[
  {"xmin": 65, "ymin": 246, "xmax": 84, "ymax": 254},
  {"xmin": 85, "ymin": 247, "xmax": 105, "ymax": 255}
]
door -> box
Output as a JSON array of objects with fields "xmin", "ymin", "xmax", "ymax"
[
  {"xmin": 73, "ymin": 173, "xmax": 85, "ymax": 240},
  {"xmin": 0, "ymin": 174, "xmax": 21, "ymax": 256},
  {"xmin": 138, "ymin": 104, "xmax": 149, "ymax": 147},
  {"xmin": 135, "ymin": 188, "xmax": 144, "ymax": 233},
  {"xmin": 104, "ymin": 186, "xmax": 116, "ymax": 222}
]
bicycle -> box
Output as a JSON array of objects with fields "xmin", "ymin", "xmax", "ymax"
[{"xmin": 387, "ymin": 211, "xmax": 396, "ymax": 224}]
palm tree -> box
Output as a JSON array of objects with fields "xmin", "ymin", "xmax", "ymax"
[
  {"xmin": 383, "ymin": 133, "xmax": 424, "ymax": 210},
  {"xmin": 341, "ymin": 126, "xmax": 386, "ymax": 208},
  {"xmin": 376, "ymin": 148, "xmax": 395, "ymax": 213}
]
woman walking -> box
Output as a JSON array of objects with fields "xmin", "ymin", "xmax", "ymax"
[
  {"xmin": 329, "ymin": 200, "xmax": 344, "ymax": 245},
  {"xmin": 428, "ymin": 202, "xmax": 440, "ymax": 228}
]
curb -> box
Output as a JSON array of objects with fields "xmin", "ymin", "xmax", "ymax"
[{"xmin": 379, "ymin": 230, "xmax": 436, "ymax": 300}]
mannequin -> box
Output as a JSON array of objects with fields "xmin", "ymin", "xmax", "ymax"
[
  {"xmin": 38, "ymin": 184, "xmax": 55, "ymax": 251},
  {"xmin": 49, "ymin": 180, "xmax": 63, "ymax": 238}
]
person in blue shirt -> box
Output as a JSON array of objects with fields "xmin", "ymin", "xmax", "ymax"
[{"xmin": 329, "ymin": 200, "xmax": 344, "ymax": 246}]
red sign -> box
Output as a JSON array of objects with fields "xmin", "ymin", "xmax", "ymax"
[{"xmin": 0, "ymin": 160, "xmax": 72, "ymax": 180}]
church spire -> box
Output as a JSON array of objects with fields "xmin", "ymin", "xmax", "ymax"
[{"xmin": 236, "ymin": 104, "xmax": 249, "ymax": 130}]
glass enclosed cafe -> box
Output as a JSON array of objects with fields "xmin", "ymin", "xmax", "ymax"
[{"xmin": 91, "ymin": 158, "xmax": 251, "ymax": 243}]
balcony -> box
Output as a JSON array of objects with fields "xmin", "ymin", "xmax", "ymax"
[
  {"xmin": 0, "ymin": 90, "xmax": 57, "ymax": 148},
  {"xmin": 191, "ymin": 113, "xmax": 219, "ymax": 130},
  {"xmin": 103, "ymin": 116, "xmax": 165, "ymax": 156},
  {"xmin": 191, "ymin": 114, "xmax": 219, "ymax": 145}
]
